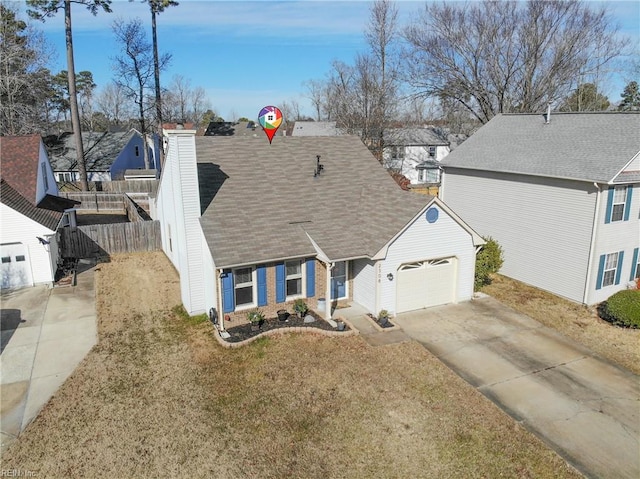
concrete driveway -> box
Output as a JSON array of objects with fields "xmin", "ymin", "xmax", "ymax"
[
  {"xmin": 393, "ymin": 296, "xmax": 639, "ymax": 479},
  {"xmin": 0, "ymin": 263, "xmax": 97, "ymax": 453}
]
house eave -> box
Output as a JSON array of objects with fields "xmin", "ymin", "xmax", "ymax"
[{"xmin": 443, "ymin": 165, "xmax": 617, "ymax": 185}]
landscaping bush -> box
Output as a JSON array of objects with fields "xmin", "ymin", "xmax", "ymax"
[
  {"xmin": 475, "ymin": 237, "xmax": 504, "ymax": 291},
  {"xmin": 597, "ymin": 290, "xmax": 640, "ymax": 328}
]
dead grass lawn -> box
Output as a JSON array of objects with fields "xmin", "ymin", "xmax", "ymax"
[
  {"xmin": 2, "ymin": 253, "xmax": 582, "ymax": 478},
  {"xmin": 483, "ymin": 274, "xmax": 640, "ymax": 375}
]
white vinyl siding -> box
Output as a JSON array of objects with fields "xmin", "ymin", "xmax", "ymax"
[
  {"xmin": 155, "ymin": 131, "xmax": 206, "ymax": 314},
  {"xmin": 384, "ymin": 144, "xmax": 450, "ymax": 184},
  {"xmin": 379, "ymin": 204, "xmax": 475, "ymax": 315},
  {"xmin": 442, "ymin": 169, "xmax": 595, "ymax": 304},
  {"xmin": 352, "ymin": 258, "xmax": 376, "ymax": 312},
  {"xmin": 36, "ymin": 140, "xmax": 59, "ymax": 203},
  {"xmin": 0, "ymin": 203, "xmax": 56, "ymax": 287}
]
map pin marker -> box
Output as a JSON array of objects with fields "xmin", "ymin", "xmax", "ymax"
[{"xmin": 258, "ymin": 106, "xmax": 283, "ymax": 144}]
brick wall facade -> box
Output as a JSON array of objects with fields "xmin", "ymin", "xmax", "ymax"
[{"xmin": 222, "ymin": 258, "xmax": 354, "ymax": 324}]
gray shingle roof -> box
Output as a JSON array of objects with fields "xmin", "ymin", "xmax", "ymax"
[
  {"xmin": 197, "ymin": 135, "xmax": 431, "ymax": 268},
  {"xmin": 384, "ymin": 128, "xmax": 449, "ymax": 146},
  {"xmin": 0, "ymin": 180, "xmax": 63, "ymax": 231},
  {"xmin": 290, "ymin": 121, "xmax": 345, "ymax": 136},
  {"xmin": 441, "ymin": 112, "xmax": 640, "ymax": 183},
  {"xmin": 44, "ymin": 130, "xmax": 137, "ymax": 172}
]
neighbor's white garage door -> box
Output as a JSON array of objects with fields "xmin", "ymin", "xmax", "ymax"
[
  {"xmin": 396, "ymin": 258, "xmax": 456, "ymax": 313},
  {"xmin": 0, "ymin": 242, "xmax": 33, "ymax": 290}
]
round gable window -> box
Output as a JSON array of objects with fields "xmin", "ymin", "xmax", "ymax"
[{"xmin": 426, "ymin": 207, "xmax": 439, "ymax": 223}]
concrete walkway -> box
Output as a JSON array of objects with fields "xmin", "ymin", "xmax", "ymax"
[
  {"xmin": 393, "ymin": 297, "xmax": 640, "ymax": 479},
  {"xmin": 336, "ymin": 303, "xmax": 411, "ymax": 346},
  {"xmin": 0, "ymin": 264, "xmax": 97, "ymax": 453}
]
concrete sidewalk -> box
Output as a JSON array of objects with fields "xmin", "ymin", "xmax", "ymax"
[
  {"xmin": 0, "ymin": 264, "xmax": 97, "ymax": 453},
  {"xmin": 394, "ymin": 297, "xmax": 640, "ymax": 479}
]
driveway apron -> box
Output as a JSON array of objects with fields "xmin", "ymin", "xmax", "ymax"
[
  {"xmin": 393, "ymin": 297, "xmax": 639, "ymax": 479},
  {"xmin": 0, "ymin": 264, "xmax": 97, "ymax": 454}
]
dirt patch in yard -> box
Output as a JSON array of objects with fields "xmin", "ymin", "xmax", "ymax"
[
  {"xmin": 483, "ymin": 274, "xmax": 640, "ymax": 375},
  {"xmin": 1, "ymin": 253, "xmax": 581, "ymax": 478}
]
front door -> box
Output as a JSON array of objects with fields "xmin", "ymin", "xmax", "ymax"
[{"xmin": 331, "ymin": 261, "xmax": 347, "ymax": 300}]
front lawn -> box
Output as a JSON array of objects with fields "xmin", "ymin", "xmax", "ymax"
[
  {"xmin": 482, "ymin": 274, "xmax": 640, "ymax": 375},
  {"xmin": 2, "ymin": 253, "xmax": 581, "ymax": 478}
]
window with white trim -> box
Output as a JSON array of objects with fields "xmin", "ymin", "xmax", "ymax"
[
  {"xmin": 602, "ymin": 252, "xmax": 618, "ymax": 287},
  {"xmin": 428, "ymin": 146, "xmax": 436, "ymax": 157},
  {"xmin": 391, "ymin": 146, "xmax": 405, "ymax": 160},
  {"xmin": 58, "ymin": 172, "xmax": 74, "ymax": 182},
  {"xmin": 41, "ymin": 163, "xmax": 48, "ymax": 190},
  {"xmin": 286, "ymin": 260, "xmax": 303, "ymax": 297},
  {"xmin": 418, "ymin": 168, "xmax": 441, "ymax": 183},
  {"xmin": 635, "ymin": 255, "xmax": 640, "ymax": 280},
  {"xmin": 234, "ymin": 267, "xmax": 254, "ymax": 306},
  {"xmin": 611, "ymin": 186, "xmax": 627, "ymax": 222}
]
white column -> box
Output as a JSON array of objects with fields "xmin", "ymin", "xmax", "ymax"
[{"xmin": 325, "ymin": 261, "xmax": 333, "ymax": 320}]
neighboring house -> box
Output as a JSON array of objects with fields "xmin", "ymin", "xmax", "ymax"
[
  {"xmin": 0, "ymin": 135, "xmax": 78, "ymax": 289},
  {"xmin": 289, "ymin": 121, "xmax": 345, "ymax": 137},
  {"xmin": 153, "ymin": 131, "xmax": 484, "ymax": 323},
  {"xmin": 441, "ymin": 112, "xmax": 640, "ymax": 305},
  {"xmin": 383, "ymin": 128, "xmax": 450, "ymax": 185},
  {"xmin": 203, "ymin": 121, "xmax": 265, "ymax": 138},
  {"xmin": 44, "ymin": 129, "xmax": 158, "ymax": 182}
]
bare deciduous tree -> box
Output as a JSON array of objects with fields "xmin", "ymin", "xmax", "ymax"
[
  {"xmin": 112, "ymin": 17, "xmax": 170, "ymax": 169},
  {"xmin": 0, "ymin": 4, "xmax": 53, "ymax": 135},
  {"xmin": 404, "ymin": 0, "xmax": 627, "ymax": 124},
  {"xmin": 96, "ymin": 81, "xmax": 134, "ymax": 127}
]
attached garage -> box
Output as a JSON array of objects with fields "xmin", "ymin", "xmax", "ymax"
[
  {"xmin": 396, "ymin": 257, "xmax": 457, "ymax": 313},
  {"xmin": 0, "ymin": 242, "xmax": 33, "ymax": 290}
]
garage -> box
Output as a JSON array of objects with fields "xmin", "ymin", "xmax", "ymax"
[
  {"xmin": 0, "ymin": 242, "xmax": 33, "ymax": 290},
  {"xmin": 396, "ymin": 257, "xmax": 457, "ymax": 313}
]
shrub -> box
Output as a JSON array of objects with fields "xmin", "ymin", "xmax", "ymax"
[
  {"xmin": 475, "ymin": 237, "xmax": 504, "ymax": 290},
  {"xmin": 597, "ymin": 290, "xmax": 640, "ymax": 328}
]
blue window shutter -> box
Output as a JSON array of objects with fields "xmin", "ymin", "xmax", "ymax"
[
  {"xmin": 604, "ymin": 187, "xmax": 614, "ymax": 224},
  {"xmin": 623, "ymin": 187, "xmax": 633, "ymax": 221},
  {"xmin": 306, "ymin": 258, "xmax": 316, "ymax": 298},
  {"xmin": 222, "ymin": 271, "xmax": 234, "ymax": 313},
  {"xmin": 595, "ymin": 254, "xmax": 606, "ymax": 290},
  {"xmin": 614, "ymin": 251, "xmax": 625, "ymax": 285},
  {"xmin": 257, "ymin": 265, "xmax": 267, "ymax": 306},
  {"xmin": 275, "ymin": 263, "xmax": 285, "ymax": 303},
  {"xmin": 631, "ymin": 248, "xmax": 639, "ymax": 281}
]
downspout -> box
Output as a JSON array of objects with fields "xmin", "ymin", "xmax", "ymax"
[
  {"xmin": 216, "ymin": 269, "xmax": 226, "ymax": 332},
  {"xmin": 583, "ymin": 183, "xmax": 602, "ymax": 304}
]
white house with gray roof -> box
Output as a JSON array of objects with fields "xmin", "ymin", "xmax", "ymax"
[
  {"xmin": 383, "ymin": 128, "xmax": 450, "ymax": 185},
  {"xmin": 153, "ymin": 130, "xmax": 483, "ymax": 324},
  {"xmin": 441, "ymin": 112, "xmax": 640, "ymax": 305}
]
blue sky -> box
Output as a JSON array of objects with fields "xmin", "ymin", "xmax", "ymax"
[{"xmin": 20, "ymin": 0, "xmax": 640, "ymax": 121}]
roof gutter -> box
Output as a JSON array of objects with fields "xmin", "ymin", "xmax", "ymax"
[{"xmin": 583, "ymin": 182, "xmax": 602, "ymax": 305}]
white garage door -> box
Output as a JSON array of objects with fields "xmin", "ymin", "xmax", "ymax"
[
  {"xmin": 0, "ymin": 243, "xmax": 33, "ymax": 290},
  {"xmin": 396, "ymin": 258, "xmax": 456, "ymax": 313}
]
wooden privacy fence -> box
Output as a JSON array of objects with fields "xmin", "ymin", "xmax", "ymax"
[
  {"xmin": 61, "ymin": 192, "xmax": 124, "ymax": 212},
  {"xmin": 59, "ymin": 221, "xmax": 162, "ymax": 259},
  {"xmin": 60, "ymin": 192, "xmax": 152, "ymax": 220},
  {"xmin": 60, "ymin": 180, "xmax": 158, "ymax": 194}
]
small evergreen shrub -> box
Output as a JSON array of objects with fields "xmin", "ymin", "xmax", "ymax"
[
  {"xmin": 475, "ymin": 237, "xmax": 504, "ymax": 290},
  {"xmin": 597, "ymin": 290, "xmax": 640, "ymax": 328}
]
